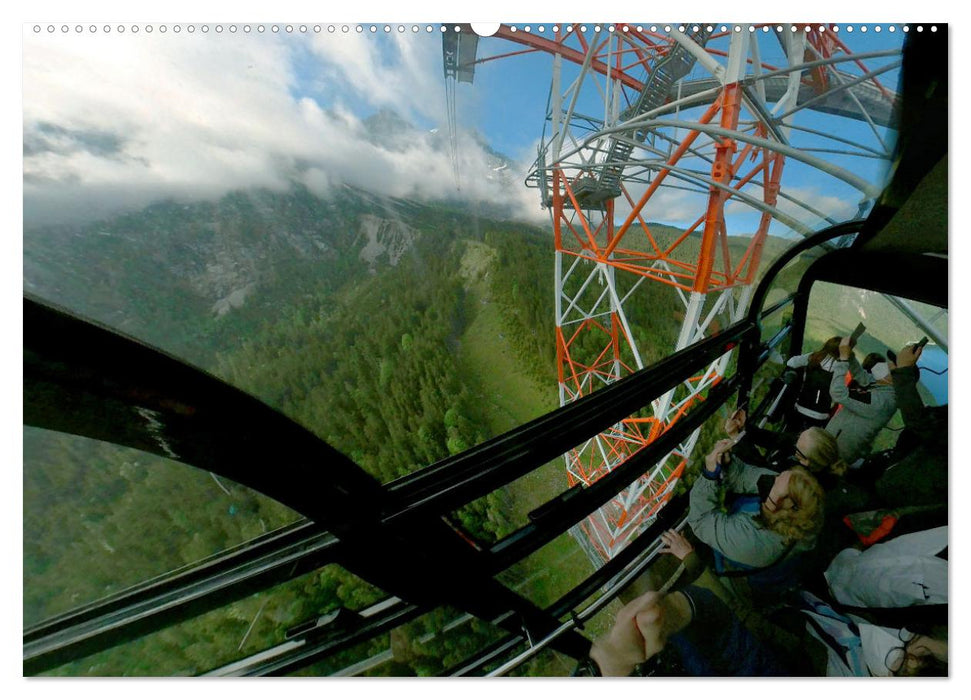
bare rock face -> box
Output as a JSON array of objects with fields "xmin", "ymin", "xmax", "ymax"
[
  {"xmin": 211, "ymin": 283, "xmax": 258, "ymax": 317},
  {"xmin": 356, "ymin": 214, "xmax": 416, "ymax": 270}
]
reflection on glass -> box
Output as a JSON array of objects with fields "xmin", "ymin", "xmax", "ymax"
[
  {"xmin": 496, "ymin": 530, "xmax": 597, "ymax": 610},
  {"xmin": 762, "ymin": 246, "xmax": 823, "ymax": 309},
  {"xmin": 37, "ymin": 562, "xmax": 385, "ymax": 676},
  {"xmin": 449, "ymin": 458, "xmax": 568, "ymax": 546},
  {"xmin": 23, "ymin": 427, "xmax": 300, "ymax": 627},
  {"xmin": 293, "ymin": 605, "xmax": 507, "ymax": 677},
  {"xmin": 504, "ymin": 646, "xmax": 580, "ymax": 678}
]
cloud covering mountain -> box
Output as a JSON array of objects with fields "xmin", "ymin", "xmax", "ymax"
[{"xmin": 23, "ymin": 29, "xmax": 547, "ymax": 227}]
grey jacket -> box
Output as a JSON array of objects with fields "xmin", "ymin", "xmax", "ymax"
[
  {"xmin": 825, "ymin": 357, "xmax": 897, "ymax": 463},
  {"xmin": 687, "ymin": 457, "xmax": 800, "ymax": 568}
]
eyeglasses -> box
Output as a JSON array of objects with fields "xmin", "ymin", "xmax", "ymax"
[
  {"xmin": 794, "ymin": 446, "xmax": 809, "ymax": 463},
  {"xmin": 885, "ymin": 628, "xmax": 919, "ymax": 676}
]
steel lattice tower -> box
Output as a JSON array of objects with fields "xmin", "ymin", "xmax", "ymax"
[{"xmin": 465, "ymin": 23, "xmax": 902, "ymax": 565}]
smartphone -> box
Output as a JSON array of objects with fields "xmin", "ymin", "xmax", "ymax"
[
  {"xmin": 850, "ymin": 322, "xmax": 866, "ymax": 344},
  {"xmin": 916, "ymin": 336, "xmax": 929, "ymax": 350}
]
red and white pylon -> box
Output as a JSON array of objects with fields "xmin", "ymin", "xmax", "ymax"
[{"xmin": 483, "ymin": 23, "xmax": 900, "ymax": 564}]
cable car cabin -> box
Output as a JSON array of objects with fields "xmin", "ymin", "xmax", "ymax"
[{"xmin": 23, "ymin": 28, "xmax": 946, "ymax": 677}]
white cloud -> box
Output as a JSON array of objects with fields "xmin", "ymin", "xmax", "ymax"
[
  {"xmin": 22, "ymin": 29, "xmax": 542, "ymax": 227},
  {"xmin": 612, "ymin": 182, "xmax": 708, "ymax": 227},
  {"xmin": 307, "ymin": 31, "xmax": 445, "ymax": 125}
]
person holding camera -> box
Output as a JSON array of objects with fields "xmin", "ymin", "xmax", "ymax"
[
  {"xmin": 686, "ymin": 439, "xmax": 825, "ymax": 574},
  {"xmin": 826, "ymin": 335, "xmax": 898, "ymax": 465}
]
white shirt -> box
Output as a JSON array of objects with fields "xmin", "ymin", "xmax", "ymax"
[{"xmin": 824, "ymin": 526, "xmax": 947, "ymax": 608}]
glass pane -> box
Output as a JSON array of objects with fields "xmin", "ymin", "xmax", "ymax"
[
  {"xmin": 805, "ymin": 281, "xmax": 948, "ymax": 449},
  {"xmin": 806, "ymin": 282, "xmax": 948, "ymax": 364},
  {"xmin": 496, "ymin": 530, "xmax": 597, "ymax": 609},
  {"xmin": 292, "ymin": 605, "xmax": 508, "ymax": 677},
  {"xmin": 23, "ymin": 427, "xmax": 300, "ymax": 627},
  {"xmin": 36, "ymin": 563, "xmax": 385, "ymax": 676},
  {"xmin": 23, "ymin": 25, "xmax": 903, "ymax": 494}
]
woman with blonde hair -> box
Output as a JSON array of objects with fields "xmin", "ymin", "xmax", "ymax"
[
  {"xmin": 796, "ymin": 426, "xmax": 848, "ymax": 478},
  {"xmin": 725, "ymin": 409, "xmax": 847, "ymax": 478},
  {"xmin": 687, "ymin": 439, "xmax": 825, "ymax": 577}
]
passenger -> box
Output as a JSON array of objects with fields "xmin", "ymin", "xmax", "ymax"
[
  {"xmin": 724, "ymin": 409, "xmax": 847, "ymax": 479},
  {"xmin": 824, "ymin": 526, "xmax": 947, "ymax": 609},
  {"xmin": 801, "ymin": 590, "xmax": 947, "ymax": 676},
  {"xmin": 784, "ymin": 336, "xmax": 841, "ymax": 431},
  {"xmin": 861, "ymin": 352, "xmax": 886, "ymax": 373},
  {"xmin": 825, "ymin": 335, "xmax": 897, "ymax": 465},
  {"xmin": 581, "ymin": 533, "xmax": 790, "ymax": 676},
  {"xmin": 874, "ymin": 342, "xmax": 947, "ymax": 509},
  {"xmin": 687, "ymin": 439, "xmax": 825, "ymax": 573}
]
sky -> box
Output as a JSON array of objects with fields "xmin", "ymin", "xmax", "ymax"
[
  {"xmin": 21, "ymin": 27, "xmax": 545, "ymax": 226},
  {"xmin": 20, "ymin": 15, "xmax": 911, "ymax": 238}
]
